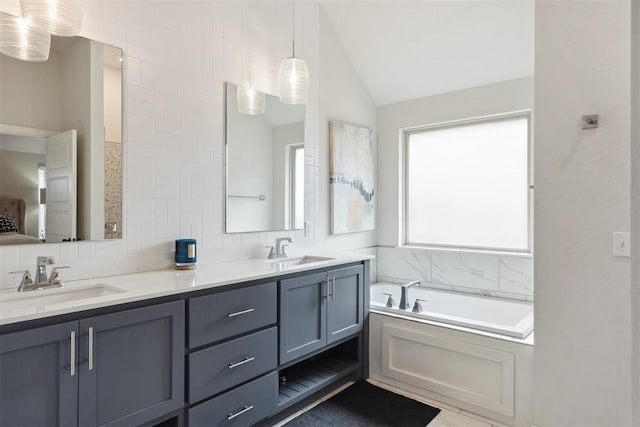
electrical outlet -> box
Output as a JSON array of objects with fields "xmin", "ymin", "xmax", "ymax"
[
  {"xmin": 612, "ymin": 232, "xmax": 631, "ymax": 257},
  {"xmin": 304, "ymin": 221, "xmax": 312, "ymax": 237}
]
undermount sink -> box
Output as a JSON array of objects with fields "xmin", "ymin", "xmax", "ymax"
[
  {"xmin": 0, "ymin": 284, "xmax": 127, "ymax": 312},
  {"xmin": 270, "ymin": 256, "xmax": 335, "ymax": 267}
]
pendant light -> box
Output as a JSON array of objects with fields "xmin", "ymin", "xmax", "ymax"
[
  {"xmin": 278, "ymin": 0, "xmax": 309, "ymax": 105},
  {"xmin": 21, "ymin": 0, "xmax": 83, "ymax": 37},
  {"xmin": 0, "ymin": 12, "xmax": 51, "ymax": 62},
  {"xmin": 237, "ymin": 1, "xmax": 265, "ymax": 115}
]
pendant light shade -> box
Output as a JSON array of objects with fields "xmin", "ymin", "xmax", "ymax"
[
  {"xmin": 21, "ymin": 0, "xmax": 83, "ymax": 37},
  {"xmin": 278, "ymin": 0, "xmax": 309, "ymax": 105},
  {"xmin": 0, "ymin": 12, "xmax": 51, "ymax": 62},
  {"xmin": 237, "ymin": 86, "xmax": 266, "ymax": 115},
  {"xmin": 278, "ymin": 56, "xmax": 309, "ymax": 105}
]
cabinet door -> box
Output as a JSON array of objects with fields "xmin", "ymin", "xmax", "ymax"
[
  {"xmin": 78, "ymin": 300, "xmax": 185, "ymax": 427},
  {"xmin": 0, "ymin": 321, "xmax": 78, "ymax": 427},
  {"xmin": 279, "ymin": 272, "xmax": 327, "ymax": 364},
  {"xmin": 326, "ymin": 265, "xmax": 364, "ymax": 344}
]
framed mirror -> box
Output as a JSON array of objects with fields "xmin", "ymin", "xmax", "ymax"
[
  {"xmin": 225, "ymin": 83, "xmax": 305, "ymax": 234},
  {"xmin": 0, "ymin": 35, "xmax": 123, "ymax": 245}
]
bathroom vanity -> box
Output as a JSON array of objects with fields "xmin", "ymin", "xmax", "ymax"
[{"xmin": 0, "ymin": 256, "xmax": 370, "ymax": 427}]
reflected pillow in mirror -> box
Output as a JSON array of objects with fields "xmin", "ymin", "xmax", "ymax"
[{"xmin": 0, "ymin": 214, "xmax": 19, "ymax": 233}]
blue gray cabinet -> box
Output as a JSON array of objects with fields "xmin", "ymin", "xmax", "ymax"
[
  {"xmin": 79, "ymin": 300, "xmax": 184, "ymax": 427},
  {"xmin": 279, "ymin": 265, "xmax": 364, "ymax": 364},
  {"xmin": 0, "ymin": 321, "xmax": 78, "ymax": 427},
  {"xmin": 186, "ymin": 282, "xmax": 279, "ymax": 427},
  {"xmin": 0, "ymin": 300, "xmax": 184, "ymax": 427}
]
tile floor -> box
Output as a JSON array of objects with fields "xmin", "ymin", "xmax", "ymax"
[{"xmin": 272, "ymin": 378, "xmax": 507, "ymax": 427}]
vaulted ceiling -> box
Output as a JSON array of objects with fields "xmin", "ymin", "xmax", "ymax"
[{"xmin": 320, "ymin": 0, "xmax": 534, "ymax": 106}]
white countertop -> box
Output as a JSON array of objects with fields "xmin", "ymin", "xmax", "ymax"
[{"xmin": 0, "ymin": 254, "xmax": 371, "ymax": 327}]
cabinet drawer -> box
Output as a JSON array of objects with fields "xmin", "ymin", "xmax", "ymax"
[
  {"xmin": 189, "ymin": 282, "xmax": 276, "ymax": 348},
  {"xmin": 188, "ymin": 372, "xmax": 277, "ymax": 427},
  {"xmin": 188, "ymin": 327, "xmax": 277, "ymax": 403}
]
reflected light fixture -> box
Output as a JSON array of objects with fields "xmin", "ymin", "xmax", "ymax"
[
  {"xmin": 21, "ymin": 0, "xmax": 83, "ymax": 37},
  {"xmin": 237, "ymin": 86, "xmax": 265, "ymax": 115},
  {"xmin": 237, "ymin": 1, "xmax": 265, "ymax": 115},
  {"xmin": 0, "ymin": 12, "xmax": 51, "ymax": 62},
  {"xmin": 278, "ymin": 0, "xmax": 309, "ymax": 105}
]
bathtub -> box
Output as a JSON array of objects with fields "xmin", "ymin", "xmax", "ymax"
[
  {"xmin": 370, "ymin": 282, "xmax": 533, "ymax": 339},
  {"xmin": 369, "ymin": 282, "xmax": 534, "ymax": 425}
]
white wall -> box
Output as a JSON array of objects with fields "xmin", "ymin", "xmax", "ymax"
[
  {"xmin": 0, "ymin": 1, "xmax": 376, "ymax": 286},
  {"xmin": 59, "ymin": 37, "xmax": 101, "ymax": 241},
  {"xmin": 0, "ymin": 52, "xmax": 62, "ymax": 132},
  {"xmin": 313, "ymin": 7, "xmax": 377, "ymax": 253},
  {"xmin": 0, "ymin": 147, "xmax": 45, "ymax": 237},
  {"xmin": 632, "ymin": 0, "xmax": 640, "ymax": 423},
  {"xmin": 533, "ymin": 1, "xmax": 632, "ymax": 425},
  {"xmin": 376, "ymin": 78, "xmax": 534, "ymax": 299},
  {"xmin": 104, "ymin": 65, "xmax": 122, "ymax": 144}
]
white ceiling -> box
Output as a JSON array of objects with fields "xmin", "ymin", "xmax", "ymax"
[{"xmin": 320, "ymin": 0, "xmax": 534, "ymax": 106}]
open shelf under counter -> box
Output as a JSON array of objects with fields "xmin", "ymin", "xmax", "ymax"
[{"xmin": 277, "ymin": 353, "xmax": 359, "ymax": 412}]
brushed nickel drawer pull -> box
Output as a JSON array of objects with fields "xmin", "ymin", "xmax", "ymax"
[
  {"xmin": 228, "ymin": 356, "xmax": 255, "ymax": 369},
  {"xmin": 70, "ymin": 331, "xmax": 76, "ymax": 376},
  {"xmin": 227, "ymin": 308, "xmax": 255, "ymax": 318},
  {"xmin": 227, "ymin": 405, "xmax": 254, "ymax": 420},
  {"xmin": 88, "ymin": 327, "xmax": 94, "ymax": 371}
]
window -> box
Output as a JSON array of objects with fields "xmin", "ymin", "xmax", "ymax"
[
  {"xmin": 288, "ymin": 144, "xmax": 304, "ymax": 230},
  {"xmin": 38, "ymin": 164, "xmax": 46, "ymax": 240},
  {"xmin": 404, "ymin": 113, "xmax": 531, "ymax": 252}
]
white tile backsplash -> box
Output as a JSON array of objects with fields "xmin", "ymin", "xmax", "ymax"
[
  {"xmin": 499, "ymin": 256, "xmax": 534, "ymax": 296},
  {"xmin": 431, "ymin": 251, "xmax": 500, "ymax": 291},
  {"xmin": 0, "ymin": 0, "xmax": 378, "ymax": 289},
  {"xmin": 377, "ymin": 247, "xmax": 533, "ymax": 299},
  {"xmin": 376, "ymin": 247, "xmax": 431, "ymax": 282}
]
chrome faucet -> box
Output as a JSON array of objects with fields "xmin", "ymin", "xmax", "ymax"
[
  {"xmin": 10, "ymin": 257, "xmax": 69, "ymax": 292},
  {"xmin": 267, "ymin": 237, "xmax": 293, "ymax": 259},
  {"xmin": 36, "ymin": 256, "xmax": 56, "ymax": 285},
  {"xmin": 399, "ymin": 280, "xmax": 421, "ymax": 310}
]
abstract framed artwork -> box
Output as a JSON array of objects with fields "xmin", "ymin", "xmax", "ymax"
[{"xmin": 329, "ymin": 120, "xmax": 375, "ymax": 234}]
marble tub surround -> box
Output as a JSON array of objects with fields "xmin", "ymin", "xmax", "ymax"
[
  {"xmin": 0, "ymin": 253, "xmax": 371, "ymax": 326},
  {"xmin": 376, "ymin": 246, "xmax": 532, "ymax": 300}
]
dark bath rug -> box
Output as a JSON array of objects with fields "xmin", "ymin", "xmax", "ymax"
[{"xmin": 283, "ymin": 380, "xmax": 441, "ymax": 426}]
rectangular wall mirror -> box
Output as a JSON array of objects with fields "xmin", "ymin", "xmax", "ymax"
[
  {"xmin": 225, "ymin": 82, "xmax": 305, "ymax": 233},
  {"xmin": 0, "ymin": 35, "xmax": 123, "ymax": 245}
]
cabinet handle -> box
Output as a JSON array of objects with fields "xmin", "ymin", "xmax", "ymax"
[
  {"xmin": 321, "ymin": 280, "xmax": 327, "ymax": 298},
  {"xmin": 88, "ymin": 327, "xmax": 94, "ymax": 371},
  {"xmin": 227, "ymin": 308, "xmax": 255, "ymax": 318},
  {"xmin": 228, "ymin": 356, "xmax": 255, "ymax": 369},
  {"xmin": 227, "ymin": 405, "xmax": 254, "ymax": 420},
  {"xmin": 70, "ymin": 331, "xmax": 76, "ymax": 376},
  {"xmin": 329, "ymin": 276, "xmax": 336, "ymax": 300}
]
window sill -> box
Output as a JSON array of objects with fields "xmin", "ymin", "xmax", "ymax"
[{"xmin": 395, "ymin": 244, "xmax": 533, "ymax": 258}]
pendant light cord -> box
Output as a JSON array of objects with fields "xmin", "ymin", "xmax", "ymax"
[
  {"xmin": 291, "ymin": 0, "xmax": 295, "ymax": 57},
  {"xmin": 241, "ymin": 1, "xmax": 245, "ymax": 87}
]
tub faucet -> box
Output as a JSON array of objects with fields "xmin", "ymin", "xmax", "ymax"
[
  {"xmin": 399, "ymin": 280, "xmax": 420, "ymax": 310},
  {"xmin": 382, "ymin": 292, "xmax": 395, "ymax": 308},
  {"xmin": 412, "ymin": 298, "xmax": 427, "ymax": 313}
]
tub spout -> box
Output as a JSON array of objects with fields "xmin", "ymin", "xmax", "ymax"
[{"xmin": 399, "ymin": 280, "xmax": 420, "ymax": 310}]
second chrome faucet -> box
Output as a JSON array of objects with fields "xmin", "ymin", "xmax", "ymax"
[{"xmin": 266, "ymin": 237, "xmax": 293, "ymax": 259}]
